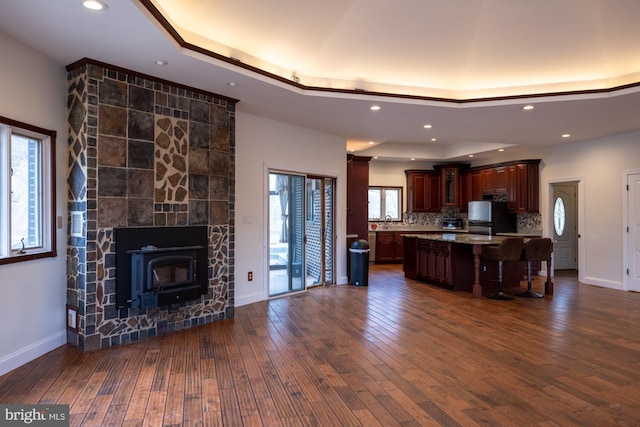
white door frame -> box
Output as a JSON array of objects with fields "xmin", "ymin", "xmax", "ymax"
[
  {"xmin": 547, "ymin": 177, "xmax": 584, "ymax": 282},
  {"xmin": 622, "ymin": 168, "xmax": 640, "ymax": 291}
]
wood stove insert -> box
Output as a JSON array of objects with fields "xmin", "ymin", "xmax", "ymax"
[{"xmin": 115, "ymin": 226, "xmax": 208, "ymax": 309}]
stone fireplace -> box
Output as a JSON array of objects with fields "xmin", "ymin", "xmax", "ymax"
[{"xmin": 66, "ymin": 59, "xmax": 236, "ymax": 351}]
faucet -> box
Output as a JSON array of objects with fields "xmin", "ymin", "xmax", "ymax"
[{"xmin": 384, "ymin": 215, "xmax": 391, "ymax": 229}]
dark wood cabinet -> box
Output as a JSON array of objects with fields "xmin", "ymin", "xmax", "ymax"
[
  {"xmin": 406, "ymin": 238, "xmax": 474, "ymax": 291},
  {"xmin": 503, "ymin": 161, "xmax": 540, "ymax": 213},
  {"xmin": 376, "ymin": 231, "xmax": 403, "ymax": 262},
  {"xmin": 481, "ymin": 166, "xmax": 507, "ymax": 195},
  {"xmin": 405, "ymin": 170, "xmax": 440, "ymax": 213},
  {"xmin": 416, "ymin": 240, "xmax": 452, "ymax": 285},
  {"xmin": 346, "ymin": 155, "xmax": 371, "ymax": 240},
  {"xmin": 435, "ymin": 164, "xmax": 470, "ymax": 210},
  {"xmin": 470, "ymin": 170, "xmax": 484, "ymax": 202},
  {"xmin": 482, "ymin": 168, "xmax": 495, "ymax": 193},
  {"xmin": 468, "ymin": 159, "xmax": 540, "ymax": 212},
  {"xmin": 516, "ymin": 161, "xmax": 540, "ymax": 213}
]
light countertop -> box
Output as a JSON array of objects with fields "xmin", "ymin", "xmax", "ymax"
[{"xmin": 402, "ymin": 232, "xmax": 542, "ymax": 245}]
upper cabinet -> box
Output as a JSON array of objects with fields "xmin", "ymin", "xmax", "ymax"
[
  {"xmin": 402, "ymin": 160, "xmax": 539, "ymax": 214},
  {"xmin": 435, "ymin": 164, "xmax": 470, "ymax": 211},
  {"xmin": 481, "ymin": 166, "xmax": 507, "ymax": 194},
  {"xmin": 405, "ymin": 170, "xmax": 440, "ymax": 213},
  {"xmin": 513, "ymin": 160, "xmax": 540, "ymax": 213},
  {"xmin": 468, "ymin": 159, "xmax": 540, "ymax": 213}
]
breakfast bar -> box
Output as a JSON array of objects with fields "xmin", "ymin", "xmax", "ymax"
[{"xmin": 403, "ymin": 233, "xmax": 552, "ymax": 298}]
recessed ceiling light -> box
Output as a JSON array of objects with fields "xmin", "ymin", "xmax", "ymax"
[
  {"xmin": 373, "ymin": 156, "xmax": 379, "ymax": 159},
  {"xmin": 423, "ymin": 124, "xmax": 433, "ymax": 129},
  {"xmin": 562, "ymin": 133, "xmax": 571, "ymax": 138},
  {"xmin": 468, "ymin": 154, "xmax": 474, "ymax": 158},
  {"xmin": 370, "ymin": 105, "xmax": 381, "ymax": 111},
  {"xmin": 522, "ymin": 105, "xmax": 535, "ymax": 110},
  {"xmin": 227, "ymin": 82, "xmax": 237, "ymax": 87},
  {"xmin": 499, "ymin": 148, "xmax": 505, "ymax": 152},
  {"xmin": 431, "ymin": 138, "xmax": 437, "ymax": 142},
  {"xmin": 411, "ymin": 158, "xmax": 416, "ymax": 161},
  {"xmin": 368, "ymin": 141, "xmax": 375, "ymax": 145},
  {"xmin": 154, "ymin": 60, "xmax": 168, "ymax": 66},
  {"xmin": 83, "ymin": 0, "xmax": 108, "ymax": 11}
]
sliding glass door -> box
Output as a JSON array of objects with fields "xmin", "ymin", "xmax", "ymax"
[{"xmin": 268, "ymin": 172, "xmax": 335, "ymax": 297}]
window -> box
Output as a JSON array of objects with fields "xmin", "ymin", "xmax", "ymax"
[
  {"xmin": 0, "ymin": 116, "xmax": 56, "ymax": 264},
  {"xmin": 368, "ymin": 186, "xmax": 402, "ymax": 221},
  {"xmin": 553, "ymin": 196, "xmax": 566, "ymax": 237}
]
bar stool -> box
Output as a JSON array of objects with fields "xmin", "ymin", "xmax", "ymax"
[
  {"xmin": 517, "ymin": 238, "xmax": 553, "ymax": 298},
  {"xmin": 482, "ymin": 237, "xmax": 524, "ymax": 300}
]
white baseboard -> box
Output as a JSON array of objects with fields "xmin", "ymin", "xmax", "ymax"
[
  {"xmin": 235, "ymin": 292, "xmax": 267, "ymax": 307},
  {"xmin": 581, "ymin": 276, "xmax": 624, "ymax": 291},
  {"xmin": 0, "ymin": 330, "xmax": 67, "ymax": 376}
]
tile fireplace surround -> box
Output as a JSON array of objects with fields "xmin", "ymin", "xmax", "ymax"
[{"xmin": 66, "ymin": 59, "xmax": 236, "ymax": 351}]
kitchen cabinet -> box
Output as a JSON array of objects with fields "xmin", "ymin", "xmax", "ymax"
[
  {"xmin": 435, "ymin": 164, "xmax": 470, "ymax": 210},
  {"xmin": 468, "ymin": 159, "xmax": 540, "ymax": 212},
  {"xmin": 469, "ymin": 170, "xmax": 484, "ymax": 202},
  {"xmin": 416, "ymin": 240, "xmax": 452, "ymax": 285},
  {"xmin": 515, "ymin": 161, "xmax": 540, "ymax": 213},
  {"xmin": 405, "ymin": 170, "xmax": 440, "ymax": 213},
  {"xmin": 503, "ymin": 161, "xmax": 540, "ymax": 213},
  {"xmin": 347, "ymin": 155, "xmax": 371, "ymax": 240},
  {"xmin": 376, "ymin": 231, "xmax": 402, "ymax": 262},
  {"xmin": 482, "ymin": 166, "xmax": 507, "ymax": 194},
  {"xmin": 376, "ymin": 230, "xmax": 428, "ymax": 263},
  {"xmin": 405, "ymin": 238, "xmax": 472, "ymax": 290}
]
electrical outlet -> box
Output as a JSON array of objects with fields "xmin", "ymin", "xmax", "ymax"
[{"xmin": 248, "ymin": 271, "xmax": 253, "ymax": 281}]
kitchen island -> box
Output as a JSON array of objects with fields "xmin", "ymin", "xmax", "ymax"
[{"xmin": 403, "ymin": 233, "xmax": 552, "ymax": 298}]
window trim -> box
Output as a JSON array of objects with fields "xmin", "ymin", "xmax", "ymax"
[
  {"xmin": 0, "ymin": 115, "xmax": 57, "ymax": 265},
  {"xmin": 368, "ymin": 186, "xmax": 403, "ymax": 221}
]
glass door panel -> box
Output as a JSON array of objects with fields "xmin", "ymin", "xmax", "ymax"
[
  {"xmin": 323, "ymin": 178, "xmax": 335, "ymax": 284},
  {"xmin": 269, "ymin": 172, "xmax": 305, "ymax": 296},
  {"xmin": 305, "ymin": 176, "xmax": 335, "ymax": 287}
]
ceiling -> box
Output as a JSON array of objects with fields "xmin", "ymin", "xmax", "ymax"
[{"xmin": 2, "ymin": 0, "xmax": 640, "ymax": 162}]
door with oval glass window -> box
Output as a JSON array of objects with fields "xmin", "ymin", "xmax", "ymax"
[{"xmin": 552, "ymin": 182, "xmax": 578, "ymax": 270}]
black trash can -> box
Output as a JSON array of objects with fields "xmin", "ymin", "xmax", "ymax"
[{"xmin": 349, "ymin": 239, "xmax": 370, "ymax": 286}]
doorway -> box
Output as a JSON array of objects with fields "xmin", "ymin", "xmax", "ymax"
[
  {"xmin": 551, "ymin": 182, "xmax": 578, "ymax": 272},
  {"xmin": 268, "ymin": 172, "xmax": 335, "ymax": 297}
]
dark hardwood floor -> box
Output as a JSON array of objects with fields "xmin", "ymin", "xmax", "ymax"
[{"xmin": 2, "ymin": 264, "xmax": 640, "ymax": 426}]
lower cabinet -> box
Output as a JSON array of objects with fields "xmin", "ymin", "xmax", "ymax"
[
  {"xmin": 417, "ymin": 240, "xmax": 452, "ymax": 286},
  {"xmin": 376, "ymin": 231, "xmax": 424, "ymax": 263},
  {"xmin": 404, "ymin": 237, "xmax": 475, "ymax": 291},
  {"xmin": 375, "ymin": 231, "xmax": 403, "ymax": 262}
]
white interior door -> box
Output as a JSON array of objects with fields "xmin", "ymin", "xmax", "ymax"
[
  {"xmin": 552, "ymin": 183, "xmax": 578, "ymax": 270},
  {"xmin": 628, "ymin": 173, "xmax": 640, "ymax": 291}
]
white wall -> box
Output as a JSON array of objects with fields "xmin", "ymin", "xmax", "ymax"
[
  {"xmin": 0, "ymin": 32, "xmax": 68, "ymax": 375},
  {"xmin": 534, "ymin": 133, "xmax": 639, "ymax": 290},
  {"xmin": 234, "ymin": 112, "xmax": 347, "ymax": 307}
]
